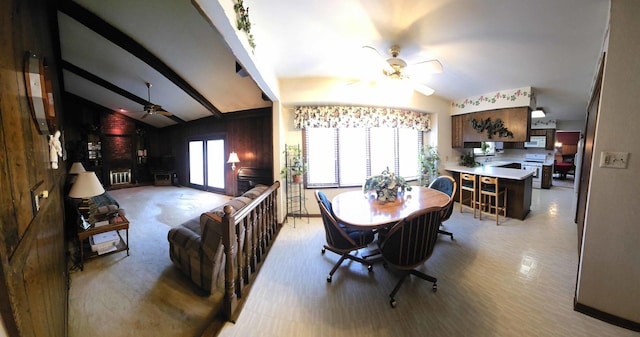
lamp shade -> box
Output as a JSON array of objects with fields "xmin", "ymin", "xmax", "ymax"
[
  {"xmin": 227, "ymin": 152, "xmax": 240, "ymax": 164},
  {"xmin": 69, "ymin": 172, "xmax": 105, "ymax": 199},
  {"xmin": 69, "ymin": 162, "xmax": 86, "ymax": 174}
]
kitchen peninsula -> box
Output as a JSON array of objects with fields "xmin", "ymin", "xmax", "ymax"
[{"xmin": 445, "ymin": 165, "xmax": 534, "ymax": 220}]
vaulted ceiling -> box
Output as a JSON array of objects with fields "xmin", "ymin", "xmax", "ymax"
[{"xmin": 57, "ymin": 0, "xmax": 609, "ymax": 128}]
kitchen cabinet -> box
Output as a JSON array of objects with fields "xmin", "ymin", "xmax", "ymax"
[
  {"xmin": 452, "ymin": 107, "xmax": 531, "ymax": 148},
  {"xmin": 451, "ymin": 114, "xmax": 464, "ymax": 148},
  {"xmin": 541, "ymin": 165, "xmax": 553, "ymax": 189}
]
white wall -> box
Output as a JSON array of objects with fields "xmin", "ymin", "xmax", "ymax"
[
  {"xmin": 576, "ymin": 0, "xmax": 640, "ymax": 323},
  {"xmin": 276, "ymin": 77, "xmax": 451, "ymax": 215}
]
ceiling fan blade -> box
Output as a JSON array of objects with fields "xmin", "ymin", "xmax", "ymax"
[
  {"xmin": 157, "ymin": 110, "xmax": 173, "ymax": 116},
  {"xmin": 361, "ymin": 45, "xmax": 393, "ymax": 74},
  {"xmin": 414, "ymin": 83, "xmax": 435, "ymax": 96},
  {"xmin": 407, "ymin": 59, "xmax": 443, "ymax": 75},
  {"xmin": 141, "ymin": 112, "xmax": 149, "ymax": 119}
]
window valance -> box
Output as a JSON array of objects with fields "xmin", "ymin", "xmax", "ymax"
[{"xmin": 294, "ymin": 105, "xmax": 431, "ymax": 131}]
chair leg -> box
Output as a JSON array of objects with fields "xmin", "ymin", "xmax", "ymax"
[
  {"xmin": 323, "ymin": 245, "xmax": 373, "ymax": 282},
  {"xmin": 438, "ymin": 228, "xmax": 454, "ymax": 239},
  {"xmin": 389, "ymin": 273, "xmax": 410, "ymax": 308},
  {"xmin": 389, "ymin": 270, "xmax": 438, "ymax": 308},
  {"xmin": 327, "ymin": 254, "xmax": 347, "ymax": 282}
]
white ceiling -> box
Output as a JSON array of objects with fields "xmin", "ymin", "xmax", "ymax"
[{"xmin": 57, "ymin": 0, "xmax": 610, "ymax": 128}]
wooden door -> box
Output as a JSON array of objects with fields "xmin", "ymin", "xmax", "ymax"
[{"xmin": 576, "ymin": 53, "xmax": 604, "ymax": 252}]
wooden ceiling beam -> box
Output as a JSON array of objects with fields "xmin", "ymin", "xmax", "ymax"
[
  {"xmin": 62, "ymin": 61, "xmax": 186, "ymax": 124},
  {"xmin": 58, "ymin": 0, "xmax": 222, "ymax": 118}
]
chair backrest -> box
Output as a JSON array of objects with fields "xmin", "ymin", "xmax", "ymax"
[
  {"xmin": 480, "ymin": 176, "xmax": 500, "ymax": 193},
  {"xmin": 428, "ymin": 176, "xmax": 457, "ymax": 222},
  {"xmin": 379, "ymin": 206, "xmax": 443, "ymax": 269},
  {"xmin": 314, "ymin": 190, "xmax": 356, "ymax": 249},
  {"xmin": 461, "ymin": 173, "xmax": 476, "ymax": 190}
]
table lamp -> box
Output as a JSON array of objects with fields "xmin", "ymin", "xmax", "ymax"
[
  {"xmin": 69, "ymin": 171, "xmax": 105, "ymax": 224},
  {"xmin": 68, "ymin": 162, "xmax": 86, "ymax": 184}
]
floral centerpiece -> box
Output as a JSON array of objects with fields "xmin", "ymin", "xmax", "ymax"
[{"xmin": 363, "ymin": 167, "xmax": 412, "ymax": 203}]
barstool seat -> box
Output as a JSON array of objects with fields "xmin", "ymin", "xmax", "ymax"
[
  {"xmin": 479, "ymin": 176, "xmax": 507, "ymax": 225},
  {"xmin": 459, "ymin": 173, "xmax": 477, "ymax": 217}
]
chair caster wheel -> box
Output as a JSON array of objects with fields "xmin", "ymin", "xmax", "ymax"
[
  {"xmin": 390, "ymin": 299, "xmax": 397, "ymax": 308},
  {"xmin": 367, "ymin": 265, "xmax": 373, "ymax": 272},
  {"xmin": 326, "ymin": 275, "xmax": 332, "ymax": 283},
  {"xmin": 432, "ymin": 284, "xmax": 438, "ymax": 292},
  {"xmin": 321, "ymin": 248, "xmax": 325, "ymax": 255}
]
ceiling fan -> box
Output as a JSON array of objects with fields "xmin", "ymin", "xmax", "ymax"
[
  {"xmin": 360, "ymin": 45, "xmax": 442, "ymax": 96},
  {"xmin": 138, "ymin": 82, "xmax": 173, "ymax": 119}
]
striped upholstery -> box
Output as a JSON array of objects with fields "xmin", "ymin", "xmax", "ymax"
[{"xmin": 167, "ymin": 185, "xmax": 268, "ymax": 293}]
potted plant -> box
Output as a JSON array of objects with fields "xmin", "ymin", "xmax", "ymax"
[
  {"xmin": 280, "ymin": 145, "xmax": 307, "ymax": 184},
  {"xmin": 363, "ymin": 167, "xmax": 412, "ymax": 203},
  {"xmin": 419, "ymin": 145, "xmax": 440, "ymax": 186}
]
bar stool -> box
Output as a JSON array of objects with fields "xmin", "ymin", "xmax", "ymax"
[
  {"xmin": 459, "ymin": 173, "xmax": 477, "ymax": 217},
  {"xmin": 479, "ymin": 176, "xmax": 507, "ymax": 225}
]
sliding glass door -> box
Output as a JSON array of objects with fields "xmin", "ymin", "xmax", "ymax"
[{"xmin": 188, "ymin": 138, "xmax": 225, "ymax": 191}]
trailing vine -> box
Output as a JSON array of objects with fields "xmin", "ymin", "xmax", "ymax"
[{"xmin": 234, "ymin": 0, "xmax": 256, "ymax": 51}]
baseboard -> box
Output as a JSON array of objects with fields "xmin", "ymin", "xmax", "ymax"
[{"xmin": 574, "ymin": 301, "xmax": 640, "ymax": 332}]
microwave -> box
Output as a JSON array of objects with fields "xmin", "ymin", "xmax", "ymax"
[{"xmin": 524, "ymin": 136, "xmax": 546, "ymax": 148}]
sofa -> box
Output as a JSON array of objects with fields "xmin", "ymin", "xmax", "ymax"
[{"xmin": 167, "ymin": 184, "xmax": 272, "ymax": 294}]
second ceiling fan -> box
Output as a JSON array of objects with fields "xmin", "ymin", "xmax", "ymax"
[
  {"xmin": 139, "ymin": 82, "xmax": 173, "ymax": 119},
  {"xmin": 361, "ymin": 44, "xmax": 443, "ymax": 96}
]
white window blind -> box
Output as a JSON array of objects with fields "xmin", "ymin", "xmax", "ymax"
[{"xmin": 305, "ymin": 127, "xmax": 421, "ymax": 187}]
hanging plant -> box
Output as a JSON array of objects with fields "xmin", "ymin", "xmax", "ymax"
[{"xmin": 233, "ymin": 0, "xmax": 256, "ymax": 51}]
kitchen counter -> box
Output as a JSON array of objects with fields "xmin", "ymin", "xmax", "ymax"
[
  {"xmin": 445, "ymin": 165, "xmax": 533, "ymax": 220},
  {"xmin": 445, "ymin": 165, "xmax": 534, "ymax": 180}
]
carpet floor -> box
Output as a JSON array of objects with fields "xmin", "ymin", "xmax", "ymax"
[{"xmin": 67, "ymin": 185, "xmax": 232, "ymax": 337}]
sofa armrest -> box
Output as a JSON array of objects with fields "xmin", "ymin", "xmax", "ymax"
[{"xmin": 200, "ymin": 213, "xmax": 224, "ymax": 262}]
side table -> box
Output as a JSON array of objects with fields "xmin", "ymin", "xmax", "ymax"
[{"xmin": 77, "ymin": 214, "xmax": 130, "ymax": 270}]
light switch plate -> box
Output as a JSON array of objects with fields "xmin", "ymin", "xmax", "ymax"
[{"xmin": 599, "ymin": 151, "xmax": 629, "ymax": 169}]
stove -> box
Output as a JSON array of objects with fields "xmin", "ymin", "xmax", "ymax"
[{"xmin": 521, "ymin": 154, "xmax": 547, "ymax": 188}]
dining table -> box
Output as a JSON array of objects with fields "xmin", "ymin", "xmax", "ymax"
[{"xmin": 331, "ymin": 186, "xmax": 450, "ymax": 230}]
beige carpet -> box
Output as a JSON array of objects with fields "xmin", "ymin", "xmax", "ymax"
[{"xmin": 68, "ymin": 185, "xmax": 232, "ymax": 337}]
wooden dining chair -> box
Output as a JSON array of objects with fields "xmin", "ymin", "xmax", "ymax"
[
  {"xmin": 428, "ymin": 176, "xmax": 457, "ymax": 239},
  {"xmin": 378, "ymin": 205, "xmax": 443, "ymax": 308},
  {"xmin": 314, "ymin": 191, "xmax": 374, "ymax": 282}
]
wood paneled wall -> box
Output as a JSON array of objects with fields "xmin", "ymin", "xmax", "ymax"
[
  {"xmin": 1, "ymin": 0, "xmax": 68, "ymax": 336},
  {"xmin": 163, "ymin": 108, "xmax": 273, "ymax": 196}
]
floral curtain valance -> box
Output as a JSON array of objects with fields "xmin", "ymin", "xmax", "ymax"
[{"xmin": 294, "ymin": 105, "xmax": 431, "ymax": 131}]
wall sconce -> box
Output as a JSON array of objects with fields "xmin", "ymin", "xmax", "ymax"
[{"xmin": 227, "ymin": 152, "xmax": 240, "ymax": 170}]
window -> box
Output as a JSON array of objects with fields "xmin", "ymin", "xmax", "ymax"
[{"xmin": 305, "ymin": 128, "xmax": 421, "ymax": 187}]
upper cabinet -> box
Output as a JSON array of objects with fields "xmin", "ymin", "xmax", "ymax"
[
  {"xmin": 451, "ymin": 114, "xmax": 464, "ymax": 148},
  {"xmin": 452, "ymin": 107, "xmax": 531, "ymax": 147}
]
